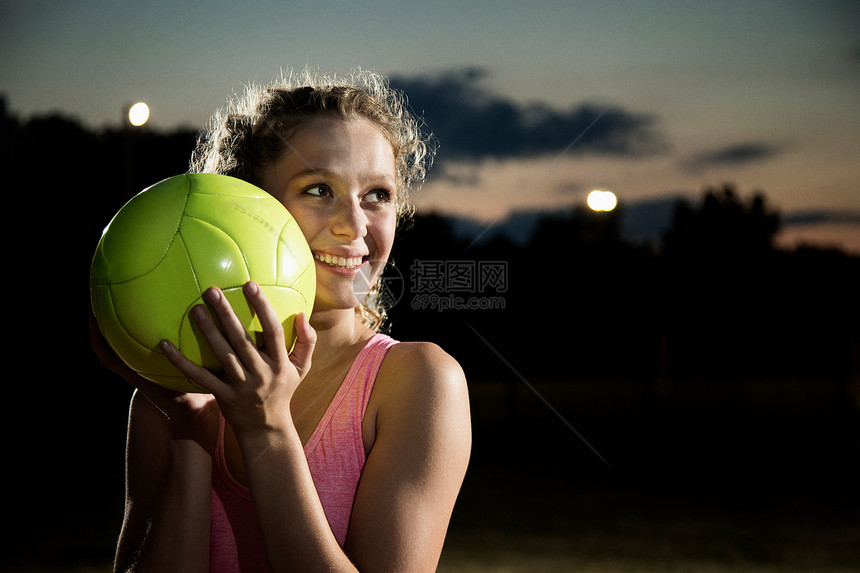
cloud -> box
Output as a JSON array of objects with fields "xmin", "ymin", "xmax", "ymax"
[
  {"xmin": 682, "ymin": 141, "xmax": 787, "ymax": 173},
  {"xmin": 782, "ymin": 210, "xmax": 860, "ymax": 227},
  {"xmin": 389, "ymin": 68, "xmax": 667, "ymax": 164}
]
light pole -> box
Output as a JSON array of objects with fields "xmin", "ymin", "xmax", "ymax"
[{"xmin": 122, "ymin": 102, "xmax": 149, "ymax": 198}]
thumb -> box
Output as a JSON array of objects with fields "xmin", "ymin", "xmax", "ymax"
[{"xmin": 289, "ymin": 313, "xmax": 316, "ymax": 378}]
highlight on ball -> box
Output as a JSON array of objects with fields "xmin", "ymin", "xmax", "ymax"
[{"xmin": 90, "ymin": 173, "xmax": 316, "ymax": 393}]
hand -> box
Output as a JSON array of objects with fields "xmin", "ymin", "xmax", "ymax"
[{"xmin": 161, "ymin": 281, "xmax": 316, "ymax": 438}]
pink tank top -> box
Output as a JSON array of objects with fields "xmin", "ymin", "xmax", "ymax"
[{"xmin": 209, "ymin": 333, "xmax": 398, "ymax": 572}]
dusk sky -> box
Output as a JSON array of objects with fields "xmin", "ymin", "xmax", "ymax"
[{"xmin": 3, "ymin": 0, "xmax": 858, "ymax": 253}]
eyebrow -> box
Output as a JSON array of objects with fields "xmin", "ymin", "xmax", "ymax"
[
  {"xmin": 289, "ymin": 167, "xmax": 336, "ymax": 181},
  {"xmin": 289, "ymin": 167, "xmax": 396, "ymax": 187}
]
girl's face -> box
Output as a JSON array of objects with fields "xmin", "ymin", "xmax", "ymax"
[{"xmin": 259, "ymin": 117, "xmax": 398, "ymax": 313}]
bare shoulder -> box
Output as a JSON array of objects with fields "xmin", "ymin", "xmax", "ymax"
[
  {"xmin": 365, "ymin": 341, "xmax": 470, "ymax": 447},
  {"xmin": 377, "ymin": 341, "xmax": 468, "ymax": 400},
  {"xmin": 384, "ymin": 340, "xmax": 464, "ymax": 378}
]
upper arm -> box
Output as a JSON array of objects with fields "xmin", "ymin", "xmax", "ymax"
[
  {"xmin": 114, "ymin": 390, "xmax": 171, "ymax": 570},
  {"xmin": 345, "ymin": 342, "xmax": 472, "ymax": 571}
]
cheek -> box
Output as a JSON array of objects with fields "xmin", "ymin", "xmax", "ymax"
[
  {"xmin": 370, "ymin": 211, "xmax": 396, "ymax": 256},
  {"xmin": 281, "ymin": 203, "xmax": 326, "ymax": 245}
]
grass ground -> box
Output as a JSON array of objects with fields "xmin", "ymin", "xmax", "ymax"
[
  {"xmin": 437, "ymin": 468, "xmax": 859, "ymax": 572},
  {"xmin": 435, "ymin": 376, "xmax": 860, "ymax": 573},
  {"xmin": 4, "ymin": 377, "xmax": 858, "ymax": 572}
]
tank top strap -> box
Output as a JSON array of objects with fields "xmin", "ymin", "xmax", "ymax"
[
  {"xmin": 302, "ymin": 332, "xmax": 399, "ymax": 456},
  {"xmin": 352, "ymin": 333, "xmax": 399, "ymax": 413}
]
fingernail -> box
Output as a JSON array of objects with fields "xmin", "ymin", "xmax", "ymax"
[
  {"xmin": 192, "ymin": 304, "xmax": 208, "ymax": 321},
  {"xmin": 159, "ymin": 340, "xmax": 174, "ymax": 353},
  {"xmin": 205, "ymin": 287, "xmax": 221, "ymax": 303},
  {"xmin": 244, "ymin": 281, "xmax": 258, "ymax": 295}
]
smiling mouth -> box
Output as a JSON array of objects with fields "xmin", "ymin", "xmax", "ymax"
[{"xmin": 314, "ymin": 253, "xmax": 367, "ymax": 269}]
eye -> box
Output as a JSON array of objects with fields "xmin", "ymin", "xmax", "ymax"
[
  {"xmin": 304, "ymin": 185, "xmax": 333, "ymax": 198},
  {"xmin": 364, "ymin": 188, "xmax": 393, "ymax": 203}
]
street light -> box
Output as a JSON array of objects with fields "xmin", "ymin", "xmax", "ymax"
[
  {"xmin": 587, "ymin": 190, "xmax": 617, "ymax": 212},
  {"xmin": 128, "ymin": 102, "xmax": 150, "ymax": 127}
]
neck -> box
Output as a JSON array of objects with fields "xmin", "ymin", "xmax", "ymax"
[{"xmin": 308, "ymin": 307, "xmax": 371, "ymax": 361}]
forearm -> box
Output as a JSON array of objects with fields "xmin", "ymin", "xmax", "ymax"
[
  {"xmin": 239, "ymin": 427, "xmax": 357, "ymax": 572},
  {"xmin": 128, "ymin": 439, "xmax": 213, "ymax": 573}
]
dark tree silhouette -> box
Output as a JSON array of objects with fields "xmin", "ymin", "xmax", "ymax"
[{"xmin": 661, "ymin": 183, "xmax": 780, "ymax": 259}]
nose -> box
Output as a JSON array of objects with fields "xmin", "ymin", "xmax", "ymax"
[{"xmin": 331, "ymin": 198, "xmax": 368, "ymax": 241}]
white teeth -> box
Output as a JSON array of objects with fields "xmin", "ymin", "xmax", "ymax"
[{"xmin": 315, "ymin": 253, "xmax": 363, "ymax": 269}]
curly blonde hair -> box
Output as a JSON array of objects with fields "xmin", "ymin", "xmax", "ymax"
[{"xmin": 189, "ymin": 68, "xmax": 433, "ymax": 331}]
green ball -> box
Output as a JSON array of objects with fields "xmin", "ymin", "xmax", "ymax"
[{"xmin": 90, "ymin": 173, "xmax": 316, "ymax": 393}]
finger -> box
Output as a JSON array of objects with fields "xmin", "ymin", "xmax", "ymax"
[
  {"xmin": 190, "ymin": 299, "xmax": 247, "ymax": 377},
  {"xmin": 160, "ymin": 339, "xmax": 232, "ymax": 397},
  {"xmin": 289, "ymin": 313, "xmax": 316, "ymax": 379},
  {"xmin": 242, "ymin": 281, "xmax": 286, "ymax": 359},
  {"xmin": 200, "ymin": 287, "xmax": 264, "ymax": 372}
]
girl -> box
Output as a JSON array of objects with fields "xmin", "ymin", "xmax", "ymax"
[{"xmin": 96, "ymin": 69, "xmax": 471, "ymax": 572}]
